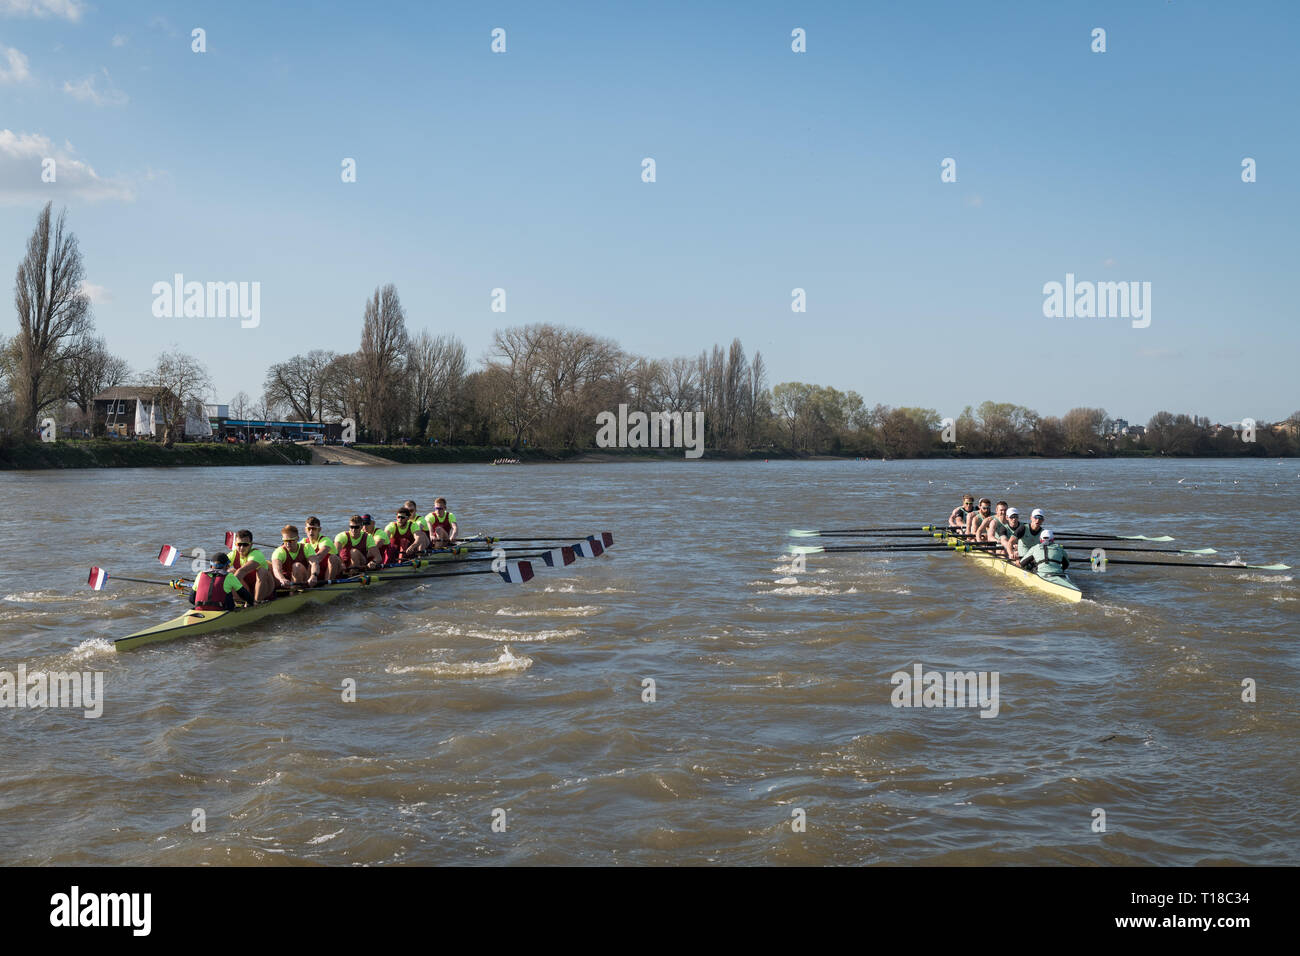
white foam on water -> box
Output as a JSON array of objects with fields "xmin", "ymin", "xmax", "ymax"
[
  {"xmin": 307, "ymin": 828, "xmax": 345, "ymax": 845},
  {"xmin": 494, "ymin": 605, "xmax": 601, "ymax": 618},
  {"xmin": 70, "ymin": 638, "xmax": 114, "ymax": 659},
  {"xmin": 386, "ymin": 647, "xmax": 534, "ymax": 677}
]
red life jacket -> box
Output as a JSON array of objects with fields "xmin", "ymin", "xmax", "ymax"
[{"xmin": 194, "ymin": 570, "xmax": 230, "ymax": 611}]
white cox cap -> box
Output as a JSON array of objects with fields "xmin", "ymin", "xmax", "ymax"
[
  {"xmin": 1040, "ymin": 529, "xmax": 1055, "ymax": 543},
  {"xmin": 1031, "ymin": 508, "xmax": 1045, "ymax": 520},
  {"xmin": 1006, "ymin": 507, "xmax": 1019, "ymax": 517}
]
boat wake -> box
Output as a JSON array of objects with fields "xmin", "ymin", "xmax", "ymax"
[{"xmin": 494, "ymin": 605, "xmax": 601, "ymax": 617}]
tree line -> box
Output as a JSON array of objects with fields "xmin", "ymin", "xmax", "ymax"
[{"xmin": 4, "ymin": 204, "xmax": 1297, "ymax": 457}]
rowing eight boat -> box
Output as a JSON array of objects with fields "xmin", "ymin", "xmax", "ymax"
[
  {"xmin": 115, "ymin": 546, "xmax": 486, "ymax": 651},
  {"xmin": 940, "ymin": 530, "xmax": 1083, "ymax": 603}
]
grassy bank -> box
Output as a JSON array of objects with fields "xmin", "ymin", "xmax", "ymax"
[{"xmin": 0, "ymin": 440, "xmax": 312, "ymax": 469}]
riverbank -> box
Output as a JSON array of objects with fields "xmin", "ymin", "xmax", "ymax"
[{"xmin": 0, "ymin": 440, "xmax": 312, "ymax": 469}]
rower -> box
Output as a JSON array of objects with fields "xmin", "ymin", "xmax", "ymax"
[
  {"xmin": 335, "ymin": 515, "xmax": 380, "ymax": 572},
  {"xmin": 228, "ymin": 529, "xmax": 274, "ymax": 603},
  {"xmin": 191, "ymin": 553, "xmax": 254, "ymax": 611},
  {"xmin": 383, "ymin": 506, "xmax": 422, "ymax": 564},
  {"xmin": 997, "ymin": 508, "xmax": 1025, "ymax": 562},
  {"xmin": 1015, "ymin": 508, "xmax": 1048, "ymax": 565},
  {"xmin": 402, "ymin": 500, "xmax": 432, "ymax": 553},
  {"xmin": 303, "ymin": 516, "xmax": 341, "ymax": 582},
  {"xmin": 967, "ymin": 498, "xmax": 993, "ymax": 537},
  {"xmin": 271, "ymin": 524, "xmax": 317, "ymax": 589},
  {"xmin": 425, "ymin": 497, "xmax": 458, "ymax": 546},
  {"xmin": 362, "ymin": 514, "xmax": 393, "ymax": 566},
  {"xmin": 1020, "ymin": 529, "xmax": 1070, "ymax": 582},
  {"xmin": 948, "ymin": 494, "xmax": 978, "ymax": 534},
  {"xmin": 976, "ymin": 500, "xmax": 1012, "ymax": 543}
]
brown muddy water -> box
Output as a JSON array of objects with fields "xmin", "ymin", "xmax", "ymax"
[{"xmin": 0, "ymin": 459, "xmax": 1295, "ymax": 864}]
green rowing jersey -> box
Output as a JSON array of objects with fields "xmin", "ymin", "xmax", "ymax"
[
  {"xmin": 1017, "ymin": 526, "xmax": 1043, "ymax": 557},
  {"xmin": 229, "ymin": 547, "xmax": 269, "ymax": 570},
  {"xmin": 989, "ymin": 519, "xmax": 1013, "ymax": 539}
]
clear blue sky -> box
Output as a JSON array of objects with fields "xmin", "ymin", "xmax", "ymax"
[{"xmin": 2, "ymin": 0, "xmax": 1296, "ymax": 423}]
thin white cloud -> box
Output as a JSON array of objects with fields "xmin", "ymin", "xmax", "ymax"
[
  {"xmin": 0, "ymin": 0, "xmax": 84, "ymax": 21},
  {"xmin": 79, "ymin": 280, "xmax": 110, "ymax": 303},
  {"xmin": 0, "ymin": 44, "xmax": 30, "ymax": 83},
  {"xmin": 63, "ymin": 67, "xmax": 128, "ymax": 106},
  {"xmin": 0, "ymin": 128, "xmax": 135, "ymax": 204},
  {"xmin": 111, "ymin": 33, "xmax": 127, "ymax": 47}
]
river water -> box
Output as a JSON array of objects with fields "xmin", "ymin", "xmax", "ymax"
[{"xmin": 0, "ymin": 458, "xmax": 1295, "ymax": 865}]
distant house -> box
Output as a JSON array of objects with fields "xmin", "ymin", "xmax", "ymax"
[
  {"xmin": 1121, "ymin": 424, "xmax": 1145, "ymax": 438},
  {"xmin": 92, "ymin": 387, "xmax": 178, "ymax": 438}
]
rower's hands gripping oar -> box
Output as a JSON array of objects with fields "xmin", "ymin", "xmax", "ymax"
[{"xmin": 87, "ymin": 567, "xmax": 190, "ymax": 592}]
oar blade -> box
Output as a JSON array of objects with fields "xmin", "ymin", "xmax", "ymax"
[
  {"xmin": 158, "ymin": 545, "xmax": 180, "ymax": 567},
  {"xmin": 499, "ymin": 560, "xmax": 535, "ymax": 584},
  {"xmin": 1128, "ymin": 535, "xmax": 1175, "ymax": 542},
  {"xmin": 788, "ymin": 545, "xmax": 824, "ymax": 555},
  {"xmin": 88, "ymin": 567, "xmax": 109, "ymax": 590}
]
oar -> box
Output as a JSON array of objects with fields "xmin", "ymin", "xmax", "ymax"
[
  {"xmin": 1087, "ymin": 557, "xmax": 1290, "ymax": 571},
  {"xmin": 790, "ymin": 531, "xmax": 946, "ymax": 539},
  {"xmin": 87, "ymin": 567, "xmax": 190, "ymax": 591},
  {"xmin": 1053, "ymin": 532, "xmax": 1175, "ymax": 542},
  {"xmin": 1064, "ymin": 545, "xmax": 1217, "ymax": 555},
  {"xmin": 789, "ymin": 525, "xmax": 940, "ymax": 537},
  {"xmin": 477, "ymin": 532, "xmax": 614, "ymax": 546},
  {"xmin": 789, "ymin": 543, "xmax": 960, "ymax": 555},
  {"xmin": 375, "ymin": 561, "xmax": 538, "ymax": 584}
]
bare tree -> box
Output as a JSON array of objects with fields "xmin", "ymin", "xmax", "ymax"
[
  {"xmin": 229, "ymin": 391, "xmax": 251, "ymax": 419},
  {"xmin": 408, "ymin": 331, "xmax": 467, "ymax": 440},
  {"xmin": 66, "ymin": 336, "xmax": 131, "ymax": 416},
  {"xmin": 11, "ymin": 203, "xmax": 94, "ymax": 433},
  {"xmin": 484, "ymin": 325, "xmax": 549, "ymax": 450},
  {"xmin": 320, "ymin": 351, "xmax": 365, "ymax": 426},
  {"xmin": 139, "ymin": 350, "xmax": 213, "ymax": 446},
  {"xmin": 359, "ymin": 285, "xmax": 409, "ymax": 440},
  {"xmin": 263, "ymin": 349, "xmax": 335, "ymax": 422}
]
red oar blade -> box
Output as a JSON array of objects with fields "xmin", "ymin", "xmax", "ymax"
[
  {"xmin": 87, "ymin": 567, "xmax": 109, "ymax": 591},
  {"xmin": 224, "ymin": 530, "xmax": 235, "ymax": 549},
  {"xmin": 158, "ymin": 545, "xmax": 180, "ymax": 567},
  {"xmin": 600, "ymin": 531, "xmax": 613, "ymax": 547}
]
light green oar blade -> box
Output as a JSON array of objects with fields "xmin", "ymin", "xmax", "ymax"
[
  {"xmin": 789, "ymin": 529, "xmax": 821, "ymax": 538},
  {"xmin": 788, "ymin": 545, "xmax": 826, "ymax": 555},
  {"xmin": 1124, "ymin": 534, "xmax": 1175, "ymax": 542},
  {"xmin": 1248, "ymin": 562, "xmax": 1291, "ymax": 571},
  {"xmin": 1180, "ymin": 548, "xmax": 1217, "ymax": 555}
]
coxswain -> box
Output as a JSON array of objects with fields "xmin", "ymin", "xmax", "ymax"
[
  {"xmin": 335, "ymin": 515, "xmax": 380, "ymax": 572},
  {"xmin": 228, "ymin": 529, "xmax": 274, "ymax": 602},
  {"xmin": 304, "ymin": 516, "xmax": 341, "ymax": 582},
  {"xmin": 425, "ymin": 497, "xmax": 458, "ymax": 546},
  {"xmin": 271, "ymin": 524, "xmax": 316, "ymax": 589},
  {"xmin": 948, "ymin": 494, "xmax": 978, "ymax": 533},
  {"xmin": 191, "ymin": 553, "xmax": 254, "ymax": 611},
  {"xmin": 1020, "ymin": 529, "xmax": 1070, "ymax": 582}
]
